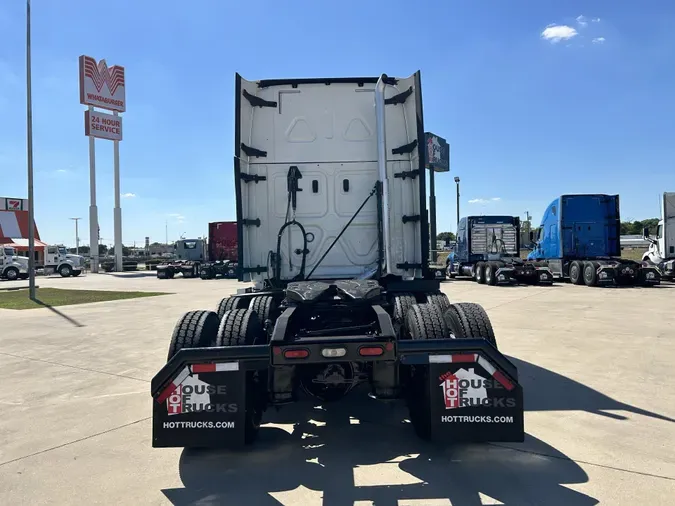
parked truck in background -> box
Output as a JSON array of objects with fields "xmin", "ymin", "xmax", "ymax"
[
  {"xmin": 41, "ymin": 244, "xmax": 85, "ymax": 277},
  {"xmin": 150, "ymin": 71, "xmax": 524, "ymax": 450},
  {"xmin": 447, "ymin": 215, "xmax": 553, "ymax": 285},
  {"xmin": 642, "ymin": 192, "xmax": 675, "ymax": 281},
  {"xmin": 156, "ymin": 239, "xmax": 207, "ymax": 279},
  {"xmin": 199, "ymin": 221, "xmax": 239, "ymax": 279},
  {"xmin": 0, "ymin": 246, "xmax": 29, "ymax": 280},
  {"xmin": 527, "ymin": 194, "xmax": 660, "ymax": 287}
]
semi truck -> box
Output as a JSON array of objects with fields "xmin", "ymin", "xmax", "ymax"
[
  {"xmin": 446, "ymin": 215, "xmax": 553, "ymax": 286},
  {"xmin": 0, "ymin": 246, "xmax": 29, "ymax": 280},
  {"xmin": 642, "ymin": 192, "xmax": 675, "ymax": 281},
  {"xmin": 41, "ymin": 244, "xmax": 85, "ymax": 277},
  {"xmin": 151, "ymin": 71, "xmax": 524, "ymax": 450},
  {"xmin": 156, "ymin": 239, "xmax": 207, "ymax": 279},
  {"xmin": 199, "ymin": 221, "xmax": 239, "ymax": 279},
  {"xmin": 527, "ymin": 194, "xmax": 660, "ymax": 287}
]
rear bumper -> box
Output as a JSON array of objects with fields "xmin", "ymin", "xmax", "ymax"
[
  {"xmin": 495, "ymin": 265, "xmax": 553, "ymax": 284},
  {"xmin": 151, "ymin": 338, "xmax": 524, "ymax": 448},
  {"xmin": 597, "ymin": 264, "xmax": 660, "ymax": 285}
]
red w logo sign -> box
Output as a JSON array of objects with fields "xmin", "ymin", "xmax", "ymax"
[{"xmin": 79, "ymin": 55, "xmax": 126, "ymax": 112}]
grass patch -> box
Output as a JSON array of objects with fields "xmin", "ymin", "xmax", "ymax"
[{"xmin": 0, "ymin": 288, "xmax": 169, "ymax": 310}]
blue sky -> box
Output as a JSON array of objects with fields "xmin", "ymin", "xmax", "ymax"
[{"xmin": 1, "ymin": 1, "xmax": 674, "ymax": 247}]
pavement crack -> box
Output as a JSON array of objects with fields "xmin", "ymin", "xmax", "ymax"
[
  {"xmin": 0, "ymin": 351, "xmax": 149, "ymax": 383},
  {"xmin": 0, "ymin": 417, "xmax": 151, "ymax": 467},
  {"xmin": 488, "ymin": 443, "xmax": 675, "ymax": 482}
]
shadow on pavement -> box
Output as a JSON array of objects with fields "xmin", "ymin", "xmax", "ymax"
[
  {"xmin": 163, "ymin": 392, "xmax": 598, "ymax": 506},
  {"xmin": 34, "ymin": 299, "xmax": 84, "ymax": 328},
  {"xmin": 108, "ymin": 272, "xmax": 158, "ymax": 278},
  {"xmin": 510, "ymin": 357, "xmax": 675, "ymax": 422}
]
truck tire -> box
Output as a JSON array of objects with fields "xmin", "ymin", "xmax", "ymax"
[
  {"xmin": 59, "ymin": 264, "xmax": 72, "ymax": 277},
  {"xmin": 167, "ymin": 310, "xmax": 220, "ymax": 361},
  {"xmin": 484, "ymin": 262, "xmax": 497, "ymax": 286},
  {"xmin": 391, "ymin": 293, "xmax": 416, "ymax": 325},
  {"xmin": 569, "ymin": 261, "xmax": 583, "ymax": 285},
  {"xmin": 216, "ymin": 295, "xmax": 249, "ymax": 320},
  {"xmin": 4, "ymin": 267, "xmax": 19, "ymax": 281},
  {"xmin": 216, "ymin": 308, "xmax": 266, "ymax": 444},
  {"xmin": 424, "ymin": 292, "xmax": 450, "ymax": 312},
  {"xmin": 583, "ymin": 261, "xmax": 598, "ymax": 287},
  {"xmin": 475, "ymin": 262, "xmax": 486, "ymax": 284},
  {"xmin": 249, "ymin": 295, "xmax": 278, "ymax": 331},
  {"xmin": 72, "ymin": 270, "xmax": 82, "ymax": 277},
  {"xmin": 157, "ymin": 270, "xmax": 167, "ymax": 279},
  {"xmin": 405, "ymin": 303, "xmax": 448, "ymax": 340},
  {"xmin": 443, "ymin": 302, "xmax": 497, "ymax": 349}
]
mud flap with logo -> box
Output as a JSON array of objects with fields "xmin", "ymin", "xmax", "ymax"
[
  {"xmin": 152, "ymin": 362, "xmax": 247, "ymax": 448},
  {"xmin": 428, "ymin": 353, "xmax": 524, "ymax": 442}
]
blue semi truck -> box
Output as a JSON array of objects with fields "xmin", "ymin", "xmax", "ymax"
[
  {"xmin": 527, "ymin": 194, "xmax": 661, "ymax": 287},
  {"xmin": 446, "ymin": 215, "xmax": 553, "ymax": 286}
]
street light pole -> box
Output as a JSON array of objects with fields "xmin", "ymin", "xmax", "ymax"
[
  {"xmin": 26, "ymin": 0, "xmax": 36, "ymax": 300},
  {"xmin": 70, "ymin": 217, "xmax": 81, "ymax": 254},
  {"xmin": 455, "ymin": 178, "xmax": 460, "ymax": 228}
]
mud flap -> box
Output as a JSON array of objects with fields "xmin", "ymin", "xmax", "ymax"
[
  {"xmin": 152, "ymin": 362, "xmax": 247, "ymax": 448},
  {"xmin": 427, "ymin": 353, "xmax": 524, "ymax": 442}
]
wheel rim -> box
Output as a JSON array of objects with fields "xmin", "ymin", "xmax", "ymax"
[
  {"xmin": 62, "ymin": 266, "xmax": 70, "ymax": 275},
  {"xmin": 7, "ymin": 270, "xmax": 17, "ymax": 280},
  {"xmin": 486, "ymin": 266, "xmax": 492, "ymax": 282},
  {"xmin": 571, "ymin": 265, "xmax": 578, "ymax": 279}
]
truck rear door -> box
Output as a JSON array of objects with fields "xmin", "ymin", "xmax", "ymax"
[{"xmin": 235, "ymin": 73, "xmax": 428, "ymax": 282}]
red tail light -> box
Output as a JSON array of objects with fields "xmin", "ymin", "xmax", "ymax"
[
  {"xmin": 359, "ymin": 346, "xmax": 384, "ymax": 357},
  {"xmin": 283, "ymin": 349, "xmax": 309, "ymax": 359}
]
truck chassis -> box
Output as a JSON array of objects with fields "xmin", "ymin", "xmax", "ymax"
[
  {"xmin": 156, "ymin": 260, "xmax": 201, "ymax": 279},
  {"xmin": 152, "ymin": 279, "xmax": 524, "ymax": 448},
  {"xmin": 546, "ymin": 258, "xmax": 660, "ymax": 287},
  {"xmin": 199, "ymin": 260, "xmax": 238, "ymax": 280}
]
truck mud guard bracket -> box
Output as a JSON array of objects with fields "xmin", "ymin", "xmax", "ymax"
[
  {"xmin": 242, "ymin": 89, "xmax": 278, "ymax": 108},
  {"xmin": 242, "ymin": 219, "xmax": 261, "ymax": 227},
  {"xmin": 402, "ymin": 215, "xmax": 421, "ymax": 224},
  {"xmin": 240, "ymin": 173, "xmax": 267, "ymax": 184},
  {"xmin": 398, "ymin": 338, "xmax": 524, "ymax": 443},
  {"xmin": 242, "ymin": 266, "xmax": 267, "ymax": 274},
  {"xmin": 392, "ymin": 139, "xmax": 418, "ymax": 156},
  {"xmin": 396, "ymin": 262, "xmax": 423, "ymax": 271},
  {"xmin": 240, "ymin": 143, "xmax": 267, "ymax": 158},
  {"xmin": 385, "ymin": 86, "xmax": 413, "ymax": 105},
  {"xmin": 151, "ymin": 346, "xmax": 269, "ymax": 449},
  {"xmin": 394, "ymin": 169, "xmax": 419, "ymax": 180}
]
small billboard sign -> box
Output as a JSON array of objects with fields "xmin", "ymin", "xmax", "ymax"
[
  {"xmin": 425, "ymin": 132, "xmax": 450, "ymax": 172},
  {"xmin": 85, "ymin": 110, "xmax": 123, "ymax": 141},
  {"xmin": 79, "ymin": 55, "xmax": 126, "ymax": 112},
  {"xmin": 1, "ymin": 198, "xmax": 28, "ymax": 211}
]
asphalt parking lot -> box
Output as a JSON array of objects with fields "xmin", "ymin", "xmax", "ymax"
[{"xmin": 1, "ymin": 273, "xmax": 674, "ymax": 505}]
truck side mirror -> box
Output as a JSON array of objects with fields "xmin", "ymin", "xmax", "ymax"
[{"xmin": 643, "ymin": 227, "xmax": 650, "ymax": 238}]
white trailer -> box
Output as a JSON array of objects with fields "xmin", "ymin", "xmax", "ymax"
[{"xmin": 643, "ymin": 192, "xmax": 675, "ymax": 280}]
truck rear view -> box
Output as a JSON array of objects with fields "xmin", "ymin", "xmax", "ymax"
[
  {"xmin": 199, "ymin": 221, "xmax": 238, "ymax": 279},
  {"xmin": 151, "ymin": 72, "xmax": 524, "ymax": 450},
  {"xmin": 528, "ymin": 194, "xmax": 660, "ymax": 286}
]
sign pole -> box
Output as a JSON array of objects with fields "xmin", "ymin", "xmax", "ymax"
[
  {"xmin": 26, "ymin": 0, "xmax": 36, "ymax": 300},
  {"xmin": 88, "ymin": 105, "xmax": 99, "ymax": 273},
  {"xmin": 113, "ymin": 111, "xmax": 123, "ymax": 272}
]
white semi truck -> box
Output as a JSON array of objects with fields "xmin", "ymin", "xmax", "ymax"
[
  {"xmin": 41, "ymin": 244, "xmax": 86, "ymax": 277},
  {"xmin": 643, "ymin": 192, "xmax": 675, "ymax": 280},
  {"xmin": 0, "ymin": 246, "xmax": 29, "ymax": 280}
]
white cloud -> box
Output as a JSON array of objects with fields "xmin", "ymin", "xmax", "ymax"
[
  {"xmin": 592, "ymin": 37, "xmax": 606, "ymax": 44},
  {"xmin": 121, "ymin": 192, "xmax": 136, "ymax": 198},
  {"xmin": 168, "ymin": 213, "xmax": 186, "ymax": 223},
  {"xmin": 576, "ymin": 15, "xmax": 588, "ymax": 27},
  {"xmin": 541, "ymin": 25, "xmax": 578, "ymax": 43},
  {"xmin": 56, "ymin": 169, "xmax": 68, "ymax": 174},
  {"xmin": 592, "ymin": 17, "xmax": 601, "ymax": 23},
  {"xmin": 468, "ymin": 197, "xmax": 501, "ymax": 205}
]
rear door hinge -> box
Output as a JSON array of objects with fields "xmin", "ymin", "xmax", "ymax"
[
  {"xmin": 394, "ymin": 169, "xmax": 419, "ymax": 180},
  {"xmin": 242, "ymin": 218, "xmax": 261, "ymax": 227},
  {"xmin": 240, "ymin": 173, "xmax": 267, "ymax": 184},
  {"xmin": 242, "ymin": 266, "xmax": 267, "ymax": 274},
  {"xmin": 241, "ymin": 143, "xmax": 267, "ymax": 158},
  {"xmin": 385, "ymin": 86, "xmax": 413, "ymax": 105},
  {"xmin": 243, "ymin": 89, "xmax": 278, "ymax": 108},
  {"xmin": 392, "ymin": 139, "xmax": 418, "ymax": 156},
  {"xmin": 402, "ymin": 215, "xmax": 421, "ymax": 224},
  {"xmin": 396, "ymin": 262, "xmax": 423, "ymax": 270}
]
